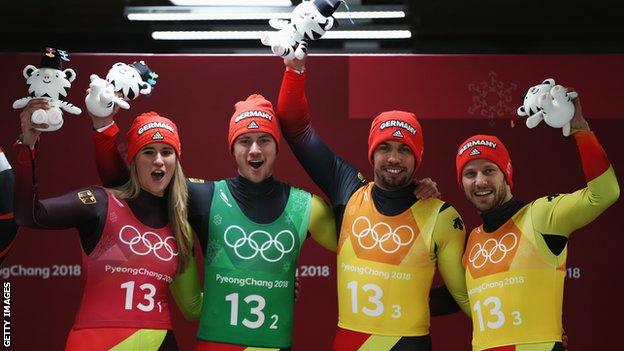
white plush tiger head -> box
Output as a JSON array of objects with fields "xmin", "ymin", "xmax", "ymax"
[
  {"xmin": 291, "ymin": 0, "xmax": 336, "ymax": 40},
  {"xmin": 517, "ymin": 78, "xmax": 555, "ymax": 117},
  {"xmin": 23, "ymin": 64, "xmax": 76, "ymax": 100},
  {"xmin": 106, "ymin": 62, "xmax": 155, "ymax": 101}
]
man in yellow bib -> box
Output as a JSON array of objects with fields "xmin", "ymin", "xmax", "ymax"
[
  {"xmin": 456, "ymin": 93, "xmax": 619, "ymax": 351},
  {"xmin": 278, "ymin": 58, "xmax": 470, "ymax": 351}
]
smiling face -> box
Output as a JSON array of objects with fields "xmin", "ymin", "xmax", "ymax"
[
  {"xmin": 372, "ymin": 141, "xmax": 415, "ymax": 191},
  {"xmin": 461, "ymin": 158, "xmax": 512, "ymax": 213},
  {"xmin": 233, "ymin": 132, "xmax": 277, "ymax": 183},
  {"xmin": 135, "ymin": 143, "xmax": 177, "ymax": 197}
]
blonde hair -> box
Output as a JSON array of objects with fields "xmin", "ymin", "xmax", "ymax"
[{"xmin": 110, "ymin": 159, "xmax": 193, "ymax": 274}]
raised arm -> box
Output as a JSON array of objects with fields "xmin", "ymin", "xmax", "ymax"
[
  {"xmin": 531, "ymin": 97, "xmax": 620, "ymax": 236},
  {"xmin": 13, "ymin": 101, "xmax": 107, "ymax": 232},
  {"xmin": 92, "ymin": 122, "xmax": 130, "ymax": 187},
  {"xmin": 278, "ymin": 59, "xmax": 365, "ymax": 207},
  {"xmin": 86, "ymin": 94, "xmax": 130, "ymax": 187}
]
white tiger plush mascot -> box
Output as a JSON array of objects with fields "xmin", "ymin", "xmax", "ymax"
[
  {"xmin": 518, "ymin": 78, "xmax": 578, "ymax": 136},
  {"xmin": 85, "ymin": 61, "xmax": 157, "ymax": 118},
  {"xmin": 261, "ymin": 0, "xmax": 342, "ymax": 60},
  {"xmin": 517, "ymin": 78, "xmax": 555, "ymax": 122},
  {"xmin": 85, "ymin": 74, "xmax": 130, "ymax": 118},
  {"xmin": 535, "ymin": 85, "xmax": 578, "ymax": 136},
  {"xmin": 106, "ymin": 61, "xmax": 157, "ymax": 100},
  {"xmin": 12, "ymin": 48, "xmax": 82, "ymax": 132}
]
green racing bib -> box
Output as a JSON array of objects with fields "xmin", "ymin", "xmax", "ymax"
[{"xmin": 197, "ymin": 180, "xmax": 311, "ymax": 348}]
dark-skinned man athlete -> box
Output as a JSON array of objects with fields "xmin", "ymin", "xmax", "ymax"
[{"xmin": 277, "ymin": 57, "xmax": 469, "ymax": 351}]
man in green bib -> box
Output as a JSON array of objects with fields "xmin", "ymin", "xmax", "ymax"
[{"xmin": 192, "ymin": 94, "xmax": 338, "ymax": 350}]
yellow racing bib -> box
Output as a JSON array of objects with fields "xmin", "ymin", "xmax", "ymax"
[
  {"xmin": 337, "ymin": 183, "xmax": 443, "ymax": 336},
  {"xmin": 463, "ymin": 206, "xmax": 565, "ymax": 350}
]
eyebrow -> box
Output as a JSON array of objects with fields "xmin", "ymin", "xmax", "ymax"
[
  {"xmin": 239, "ymin": 134, "xmax": 271, "ymax": 141},
  {"xmin": 143, "ymin": 146, "xmax": 174, "ymax": 152}
]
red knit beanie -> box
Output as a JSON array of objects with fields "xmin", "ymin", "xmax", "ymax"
[
  {"xmin": 367, "ymin": 110, "xmax": 424, "ymax": 167},
  {"xmin": 456, "ymin": 134, "xmax": 513, "ymax": 188},
  {"xmin": 228, "ymin": 94, "xmax": 281, "ymax": 152},
  {"xmin": 126, "ymin": 112, "xmax": 181, "ymax": 162}
]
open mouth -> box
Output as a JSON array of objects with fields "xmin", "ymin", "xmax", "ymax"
[
  {"xmin": 249, "ymin": 160, "xmax": 264, "ymax": 169},
  {"xmin": 474, "ymin": 190, "xmax": 493, "ymax": 197},
  {"xmin": 43, "ymin": 79, "xmax": 51, "ymax": 83},
  {"xmin": 151, "ymin": 170, "xmax": 165, "ymax": 181},
  {"xmin": 383, "ymin": 166, "xmax": 404, "ymax": 175}
]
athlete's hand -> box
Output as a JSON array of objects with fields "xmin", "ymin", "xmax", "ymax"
[
  {"xmin": 413, "ymin": 177, "xmax": 441, "ymax": 200},
  {"xmin": 19, "ymin": 98, "xmax": 48, "ymax": 147},
  {"xmin": 562, "ymin": 329, "xmax": 568, "ymax": 350},
  {"xmin": 568, "ymin": 89, "xmax": 590, "ymax": 132},
  {"xmin": 284, "ymin": 55, "xmax": 306, "ymax": 74},
  {"xmin": 85, "ymin": 88, "xmax": 120, "ymax": 130}
]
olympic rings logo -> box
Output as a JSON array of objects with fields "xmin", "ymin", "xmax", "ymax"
[
  {"xmin": 223, "ymin": 225, "xmax": 295, "ymax": 262},
  {"xmin": 118, "ymin": 225, "xmax": 178, "ymax": 262},
  {"xmin": 351, "ymin": 216, "xmax": 415, "ymax": 254},
  {"xmin": 468, "ymin": 232, "xmax": 518, "ymax": 269}
]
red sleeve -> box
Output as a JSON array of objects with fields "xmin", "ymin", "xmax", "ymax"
[
  {"xmin": 277, "ymin": 69, "xmax": 312, "ymax": 138},
  {"xmin": 92, "ymin": 122, "xmax": 130, "ymax": 187},
  {"xmin": 573, "ymin": 130, "xmax": 611, "ymax": 182}
]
